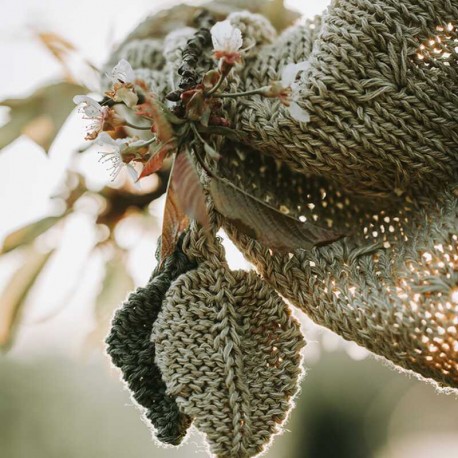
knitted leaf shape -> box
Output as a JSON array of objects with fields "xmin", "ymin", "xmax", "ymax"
[
  {"xmin": 152, "ymin": 262, "xmax": 305, "ymax": 457},
  {"xmin": 215, "ymin": 144, "xmax": 458, "ymax": 389},
  {"xmin": 105, "ymin": 242, "xmax": 196, "ymax": 445}
]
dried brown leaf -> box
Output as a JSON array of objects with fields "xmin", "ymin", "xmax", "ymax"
[
  {"xmin": 36, "ymin": 31, "xmax": 100, "ymax": 87},
  {"xmin": 160, "ymin": 156, "xmax": 189, "ymax": 262},
  {"xmin": 138, "ymin": 144, "xmax": 170, "ymax": 180}
]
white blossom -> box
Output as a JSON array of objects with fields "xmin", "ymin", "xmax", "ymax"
[
  {"xmin": 210, "ymin": 20, "xmax": 243, "ymax": 55},
  {"xmin": 96, "ymin": 132, "xmax": 138, "ymax": 180},
  {"xmin": 280, "ymin": 61, "xmax": 311, "ymax": 123},
  {"xmin": 73, "ymin": 95, "xmax": 109, "ymax": 139},
  {"xmin": 110, "ymin": 58, "xmax": 136, "ymax": 84}
]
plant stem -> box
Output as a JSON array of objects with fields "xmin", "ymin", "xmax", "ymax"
[
  {"xmin": 124, "ymin": 121, "xmax": 152, "ymax": 130},
  {"xmin": 212, "ymin": 87, "xmax": 270, "ymax": 99},
  {"xmin": 205, "ymin": 73, "xmax": 226, "ymax": 96}
]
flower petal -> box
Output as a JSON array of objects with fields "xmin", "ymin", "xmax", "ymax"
[
  {"xmin": 211, "ymin": 20, "xmax": 243, "ymax": 53},
  {"xmin": 126, "ymin": 163, "xmax": 139, "ymax": 182},
  {"xmin": 96, "ymin": 132, "xmax": 118, "ymax": 146},
  {"xmin": 111, "ymin": 59, "xmax": 135, "ymax": 84},
  {"xmin": 288, "ymin": 102, "xmax": 310, "ymax": 123},
  {"xmin": 73, "ymin": 95, "xmax": 102, "ymax": 118},
  {"xmin": 280, "ymin": 60, "xmax": 310, "ymax": 87}
]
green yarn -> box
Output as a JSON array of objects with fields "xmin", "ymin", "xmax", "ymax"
[{"xmin": 105, "ymin": 238, "xmax": 196, "ymax": 445}]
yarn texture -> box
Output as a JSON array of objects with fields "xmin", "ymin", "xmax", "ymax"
[
  {"xmin": 105, "ymin": 0, "xmax": 458, "ymax": 456},
  {"xmin": 105, "ymin": 239, "xmax": 196, "ymax": 445},
  {"xmin": 152, "ymin": 231, "xmax": 305, "ymax": 457}
]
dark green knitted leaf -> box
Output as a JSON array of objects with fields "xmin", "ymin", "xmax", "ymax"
[{"xmin": 105, "ymin": 238, "xmax": 196, "ymax": 445}]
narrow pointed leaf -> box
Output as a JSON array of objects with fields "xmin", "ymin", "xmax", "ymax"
[
  {"xmin": 160, "ymin": 156, "xmax": 189, "ymax": 261},
  {"xmin": 209, "ymin": 177, "xmax": 344, "ymax": 252},
  {"xmin": 138, "ymin": 144, "xmax": 169, "ymax": 179},
  {"xmin": 173, "ymin": 151, "xmax": 209, "ymax": 227},
  {"xmin": 1, "ymin": 216, "xmax": 63, "ymax": 254},
  {"xmin": 0, "ymin": 247, "xmax": 53, "ymax": 349}
]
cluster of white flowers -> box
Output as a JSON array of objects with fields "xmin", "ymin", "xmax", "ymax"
[
  {"xmin": 210, "ymin": 19, "xmax": 310, "ymax": 123},
  {"xmin": 74, "ymin": 59, "xmax": 140, "ymax": 180},
  {"xmin": 74, "ymin": 25, "xmax": 312, "ymax": 183},
  {"xmin": 96, "ymin": 132, "xmax": 139, "ymax": 181}
]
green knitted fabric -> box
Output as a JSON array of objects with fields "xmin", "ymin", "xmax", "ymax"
[
  {"xmin": 104, "ymin": 0, "xmax": 458, "ymax": 456},
  {"xmin": 105, "ymin": 239, "xmax": 196, "ymax": 445},
  {"xmin": 216, "ymin": 144, "xmax": 458, "ymax": 389},
  {"xmin": 152, "ymin": 228, "xmax": 305, "ymax": 457}
]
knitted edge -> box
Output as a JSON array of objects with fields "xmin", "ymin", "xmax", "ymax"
[{"xmin": 105, "ymin": 239, "xmax": 197, "ymax": 445}]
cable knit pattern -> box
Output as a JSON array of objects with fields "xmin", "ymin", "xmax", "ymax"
[
  {"xmin": 105, "ymin": 240, "xmax": 196, "ymax": 445},
  {"xmin": 152, "ymin": 253, "xmax": 305, "ymax": 457}
]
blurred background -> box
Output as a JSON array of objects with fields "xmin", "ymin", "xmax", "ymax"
[{"xmin": 0, "ymin": 1, "xmax": 457, "ymax": 457}]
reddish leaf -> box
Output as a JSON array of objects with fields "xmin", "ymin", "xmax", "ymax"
[
  {"xmin": 173, "ymin": 151, "xmax": 209, "ymax": 227},
  {"xmin": 160, "ymin": 156, "xmax": 189, "ymax": 262},
  {"xmin": 209, "ymin": 177, "xmax": 344, "ymax": 252},
  {"xmin": 138, "ymin": 144, "xmax": 171, "ymax": 180},
  {"xmin": 135, "ymin": 93, "xmax": 174, "ymax": 144}
]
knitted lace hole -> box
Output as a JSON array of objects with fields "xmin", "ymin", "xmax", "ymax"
[{"xmin": 414, "ymin": 23, "xmax": 458, "ymax": 69}]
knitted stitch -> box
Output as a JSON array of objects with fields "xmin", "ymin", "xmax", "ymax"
[
  {"xmin": 105, "ymin": 239, "xmax": 196, "ymax": 445},
  {"xmin": 104, "ymin": 3, "xmax": 458, "ymax": 456},
  {"xmin": 232, "ymin": 0, "xmax": 458, "ymax": 198},
  {"xmin": 215, "ymin": 144, "xmax": 458, "ymax": 389},
  {"xmin": 152, "ymin": 230, "xmax": 305, "ymax": 457}
]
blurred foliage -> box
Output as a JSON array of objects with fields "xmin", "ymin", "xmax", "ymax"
[
  {"xmin": 0, "ymin": 166, "xmax": 168, "ymax": 349},
  {"xmin": 0, "ymin": 18, "xmax": 179, "ymax": 348},
  {"xmin": 0, "ymin": 246, "xmax": 53, "ymax": 349},
  {"xmin": 2, "ymin": 350, "xmax": 458, "ymax": 457},
  {"xmin": 0, "ymin": 82, "xmax": 87, "ymax": 152}
]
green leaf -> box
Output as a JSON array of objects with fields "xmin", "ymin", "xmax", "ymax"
[
  {"xmin": 209, "ymin": 176, "xmax": 345, "ymax": 252},
  {"xmin": 1, "ymin": 216, "xmax": 63, "ymax": 255},
  {"xmin": 0, "ymin": 246, "xmax": 53, "ymax": 350},
  {"xmin": 0, "ymin": 82, "xmax": 87, "ymax": 152}
]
